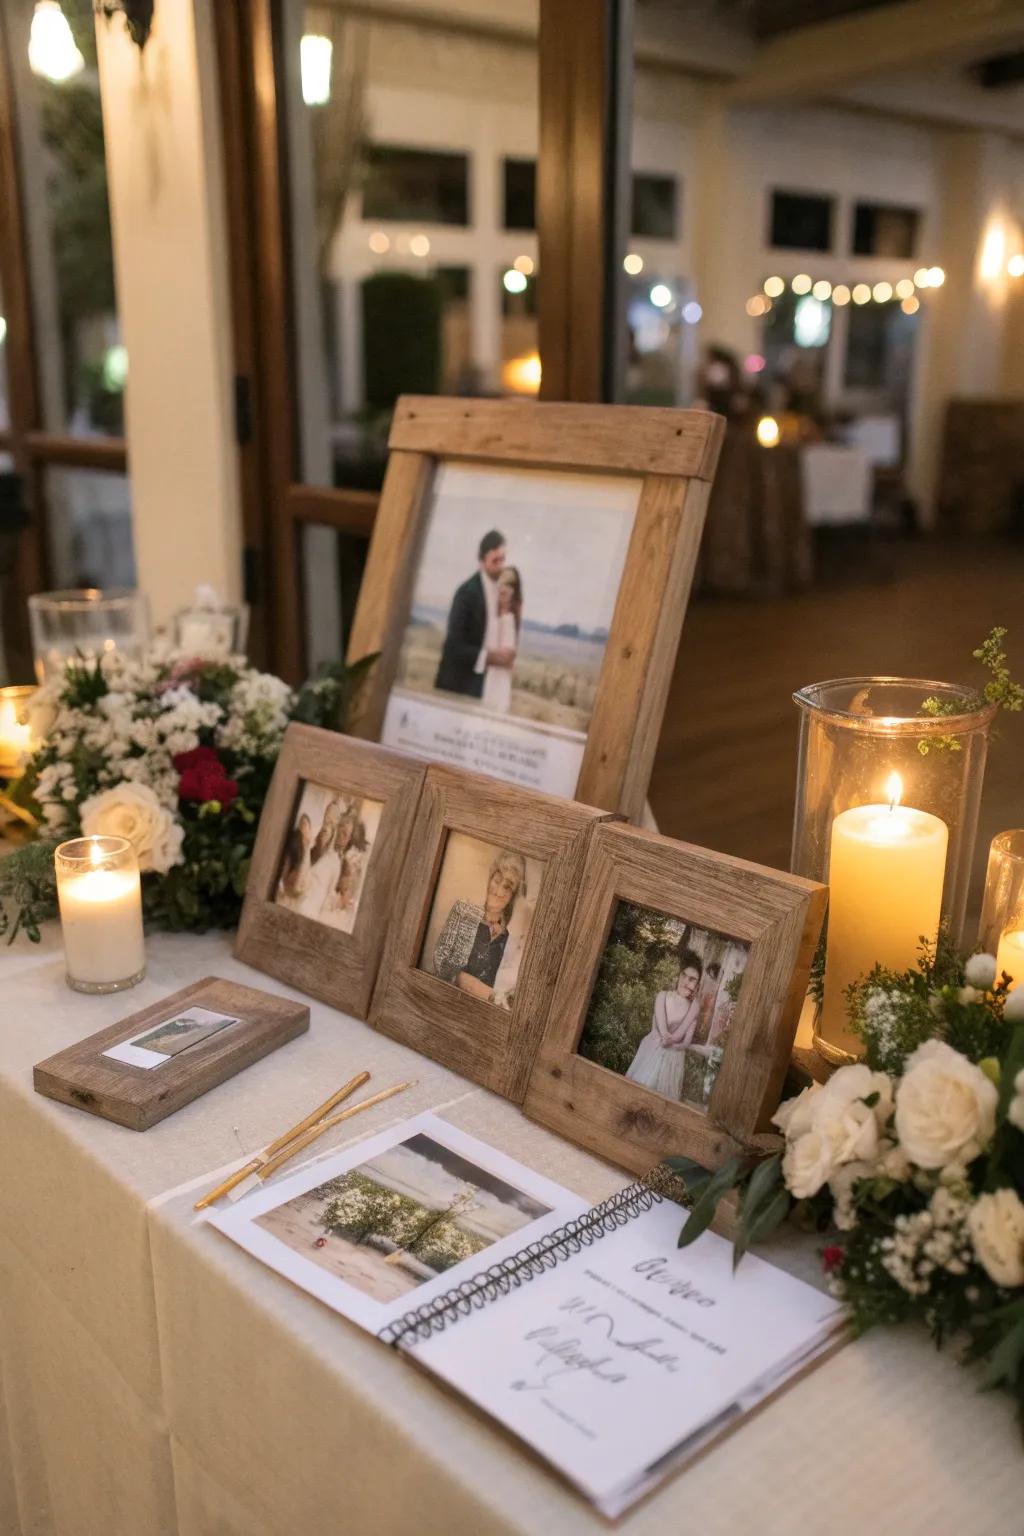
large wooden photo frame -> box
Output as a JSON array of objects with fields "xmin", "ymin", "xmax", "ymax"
[
  {"xmin": 370, "ymin": 765, "xmax": 611, "ymax": 1102},
  {"xmin": 345, "ymin": 396, "xmax": 724, "ymax": 822},
  {"xmin": 524, "ymin": 822, "xmax": 826, "ymax": 1174},
  {"xmin": 235, "ymin": 724, "xmax": 427, "ymax": 1018}
]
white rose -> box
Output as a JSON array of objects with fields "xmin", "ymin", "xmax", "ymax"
[
  {"xmin": 964, "ymin": 953, "xmax": 997, "ymax": 990},
  {"xmin": 894, "ymin": 1040, "xmax": 997, "ymax": 1170},
  {"xmin": 828, "ymin": 1160, "xmax": 875, "ymax": 1231},
  {"xmin": 80, "ymin": 782, "xmax": 184, "ymax": 875},
  {"xmin": 969, "ymin": 1189, "xmax": 1024, "ymax": 1288},
  {"xmin": 1004, "ymin": 988, "xmax": 1024, "ymax": 1025},
  {"xmin": 772, "ymin": 1084, "xmax": 819, "ymax": 1139},
  {"xmin": 1008, "ymin": 1068, "xmax": 1024, "ymax": 1133},
  {"xmin": 782, "ymin": 1127, "xmax": 844, "ymax": 1200}
]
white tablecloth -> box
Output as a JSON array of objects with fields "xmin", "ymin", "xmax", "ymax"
[
  {"xmin": 2, "ymin": 928, "xmax": 1023, "ymax": 1536},
  {"xmin": 800, "ymin": 444, "xmax": 873, "ymax": 526}
]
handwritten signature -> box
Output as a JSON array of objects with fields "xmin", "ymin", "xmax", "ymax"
[{"xmin": 510, "ymin": 1296, "xmax": 683, "ymax": 1393}]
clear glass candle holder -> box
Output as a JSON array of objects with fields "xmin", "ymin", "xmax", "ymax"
[
  {"xmin": 980, "ymin": 830, "xmax": 1024, "ymax": 994},
  {"xmin": 29, "ymin": 588, "xmax": 151, "ymax": 684},
  {"xmin": 0, "ymin": 685, "xmax": 39, "ymax": 779},
  {"xmin": 54, "ymin": 836, "xmax": 146, "ymax": 995},
  {"xmin": 792, "ymin": 677, "xmax": 996, "ymax": 1061}
]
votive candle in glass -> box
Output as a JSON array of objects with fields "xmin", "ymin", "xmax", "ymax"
[
  {"xmin": 55, "ymin": 836, "xmax": 146, "ymax": 994},
  {"xmin": 0, "ymin": 685, "xmax": 38, "ymax": 779},
  {"xmin": 980, "ymin": 830, "xmax": 1024, "ymax": 994}
]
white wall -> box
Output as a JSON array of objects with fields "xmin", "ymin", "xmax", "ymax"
[{"xmin": 94, "ymin": 2, "xmax": 242, "ymax": 625}]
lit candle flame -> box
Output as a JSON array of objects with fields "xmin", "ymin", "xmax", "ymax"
[
  {"xmin": 885, "ymin": 772, "xmax": 903, "ymax": 811},
  {"xmin": 89, "ymin": 839, "xmax": 104, "ymax": 868}
]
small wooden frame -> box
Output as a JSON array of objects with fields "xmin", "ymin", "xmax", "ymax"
[
  {"xmin": 235, "ymin": 724, "xmax": 427, "ymax": 1018},
  {"xmin": 345, "ymin": 396, "xmax": 724, "ymax": 821},
  {"xmin": 370, "ymin": 764, "xmax": 610, "ymax": 1102},
  {"xmin": 524, "ymin": 822, "xmax": 826, "ymax": 1173},
  {"xmin": 33, "ymin": 977, "xmax": 309, "ymax": 1131}
]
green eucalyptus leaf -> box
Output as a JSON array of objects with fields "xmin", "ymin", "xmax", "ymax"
[
  {"xmin": 676, "ymin": 1156, "xmax": 744, "ymax": 1250},
  {"xmin": 734, "ymin": 1186, "xmax": 791, "ymax": 1271}
]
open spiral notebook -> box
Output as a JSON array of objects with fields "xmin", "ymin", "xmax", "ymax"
[{"xmin": 209, "ymin": 1112, "xmax": 845, "ymax": 1519}]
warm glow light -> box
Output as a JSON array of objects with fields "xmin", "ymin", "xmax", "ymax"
[
  {"xmin": 368, "ymin": 231, "xmax": 390, "ymax": 254},
  {"xmin": 980, "ymin": 225, "xmax": 1005, "ymax": 283},
  {"xmin": 756, "ymin": 415, "xmax": 780, "ymax": 448},
  {"xmin": 746, "ymin": 294, "xmax": 769, "ymax": 316},
  {"xmin": 885, "ymin": 772, "xmax": 903, "ymax": 810},
  {"xmin": 650, "ymin": 283, "xmax": 673, "ymax": 308},
  {"xmin": 623, "ymin": 252, "xmax": 644, "ymax": 275},
  {"xmin": 28, "ymin": 1, "xmax": 84, "ymax": 82},
  {"xmin": 895, "ymin": 278, "xmax": 915, "ymax": 299},
  {"xmin": 682, "ymin": 301, "xmax": 703, "ymax": 324},
  {"xmin": 501, "ymin": 352, "xmax": 542, "ymax": 395},
  {"xmin": 0, "ymin": 316, "xmax": 6, "ymax": 345},
  {"xmin": 812, "ymin": 279, "xmax": 832, "ymax": 301},
  {"xmin": 791, "ymin": 273, "xmax": 812, "ymax": 295},
  {"xmin": 927, "ymin": 266, "xmax": 944, "ymax": 288},
  {"xmin": 901, "ymin": 295, "xmax": 920, "ymax": 315},
  {"xmin": 852, "ymin": 283, "xmax": 871, "ymax": 305},
  {"xmin": 300, "ymin": 33, "xmax": 332, "ymax": 105},
  {"xmin": 513, "ymin": 254, "xmax": 534, "ymax": 275},
  {"xmin": 503, "ymin": 268, "xmax": 527, "ymax": 294},
  {"xmin": 744, "ymin": 353, "xmax": 766, "ymax": 374},
  {"xmin": 872, "ymin": 281, "xmax": 893, "ymax": 303},
  {"xmin": 409, "ymin": 234, "xmax": 431, "ymax": 258},
  {"xmin": 763, "ymin": 275, "xmax": 785, "ymax": 298},
  {"xmin": 832, "ymin": 284, "xmax": 851, "ymax": 306},
  {"xmin": 914, "ymin": 267, "xmax": 931, "ymax": 288},
  {"xmin": 1009, "ymin": 254, "xmax": 1024, "ymax": 278}
]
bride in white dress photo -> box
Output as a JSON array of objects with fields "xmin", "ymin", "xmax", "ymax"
[
  {"xmin": 482, "ymin": 566, "xmax": 522, "ymax": 714},
  {"xmin": 623, "ymin": 950, "xmax": 703, "ymax": 1101}
]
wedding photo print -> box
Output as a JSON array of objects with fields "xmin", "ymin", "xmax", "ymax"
[
  {"xmin": 274, "ymin": 780, "xmax": 382, "ymax": 934},
  {"xmin": 417, "ymin": 832, "xmax": 544, "ymax": 1010},
  {"xmin": 381, "ymin": 463, "xmax": 638, "ymax": 795},
  {"xmin": 576, "ymin": 903, "xmax": 750, "ymax": 1112},
  {"xmin": 252, "ymin": 1131, "xmax": 553, "ymax": 1304}
]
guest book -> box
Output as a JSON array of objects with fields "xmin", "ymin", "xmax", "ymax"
[{"xmin": 209, "ymin": 1113, "xmax": 844, "ymax": 1517}]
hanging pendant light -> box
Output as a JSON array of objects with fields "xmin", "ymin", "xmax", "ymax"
[{"xmin": 28, "ymin": 1, "xmax": 85, "ymax": 83}]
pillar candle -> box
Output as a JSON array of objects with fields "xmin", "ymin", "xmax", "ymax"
[
  {"xmin": 56, "ymin": 844, "xmax": 146, "ymax": 992},
  {"xmin": 995, "ymin": 930, "xmax": 1024, "ymax": 994},
  {"xmin": 821, "ymin": 776, "xmax": 948, "ymax": 1057}
]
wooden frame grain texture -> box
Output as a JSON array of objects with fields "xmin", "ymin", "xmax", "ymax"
[
  {"xmin": 345, "ymin": 395, "xmax": 724, "ymax": 822},
  {"xmin": 235, "ymin": 724, "xmax": 427, "ymax": 1018},
  {"xmin": 369, "ymin": 764, "xmax": 612, "ymax": 1102},
  {"xmin": 33, "ymin": 976, "xmax": 309, "ymax": 1132},
  {"xmin": 523, "ymin": 821, "xmax": 827, "ymax": 1174}
]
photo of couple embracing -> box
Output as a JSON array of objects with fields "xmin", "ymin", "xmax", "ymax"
[{"xmin": 434, "ymin": 528, "xmax": 523, "ymax": 715}]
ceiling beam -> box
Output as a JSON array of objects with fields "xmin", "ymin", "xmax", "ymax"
[{"xmin": 723, "ymin": 0, "xmax": 1024, "ymax": 104}]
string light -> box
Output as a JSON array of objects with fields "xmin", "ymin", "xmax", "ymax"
[
  {"xmin": 746, "ymin": 294, "xmax": 770, "ymax": 317},
  {"xmin": 791, "ymin": 273, "xmax": 812, "ymax": 295},
  {"xmin": 1009, "ymin": 254, "xmax": 1024, "ymax": 278},
  {"xmin": 28, "ymin": 2, "xmax": 84, "ymax": 82},
  {"xmin": 623, "ymin": 253, "xmax": 644, "ymax": 275},
  {"xmin": 513, "ymin": 255, "xmax": 534, "ymax": 276},
  {"xmin": 409, "ymin": 234, "xmax": 430, "ymax": 258},
  {"xmin": 913, "ymin": 267, "xmax": 930, "ymax": 288},
  {"xmin": 812, "ymin": 279, "xmax": 832, "ymax": 301},
  {"xmin": 649, "ymin": 284, "xmax": 673, "ymax": 308},
  {"xmin": 901, "ymin": 295, "xmax": 920, "ymax": 315},
  {"xmin": 503, "ymin": 268, "xmax": 527, "ymax": 294},
  {"xmin": 895, "ymin": 278, "xmax": 915, "ymax": 299},
  {"xmin": 763, "ymin": 276, "xmax": 785, "ymax": 298},
  {"xmin": 832, "ymin": 284, "xmax": 851, "ymax": 306},
  {"xmin": 852, "ymin": 283, "xmax": 871, "ymax": 305},
  {"xmin": 682, "ymin": 301, "xmax": 703, "ymax": 324},
  {"xmin": 927, "ymin": 266, "xmax": 945, "ymax": 288},
  {"xmin": 756, "ymin": 416, "xmax": 780, "ymax": 448},
  {"xmin": 368, "ymin": 231, "xmax": 390, "ymax": 254},
  {"xmin": 872, "ymin": 281, "xmax": 893, "ymax": 303}
]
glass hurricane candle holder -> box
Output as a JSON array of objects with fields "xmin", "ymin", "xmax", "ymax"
[
  {"xmin": 0, "ymin": 685, "xmax": 38, "ymax": 779},
  {"xmin": 792, "ymin": 677, "xmax": 996, "ymax": 1061},
  {"xmin": 171, "ymin": 597, "xmax": 249, "ymax": 657},
  {"xmin": 979, "ymin": 831, "xmax": 1024, "ymax": 994},
  {"xmin": 29, "ymin": 588, "xmax": 151, "ymax": 684},
  {"xmin": 54, "ymin": 836, "xmax": 146, "ymax": 995}
]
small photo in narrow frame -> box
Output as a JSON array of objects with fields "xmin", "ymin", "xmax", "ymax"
[
  {"xmin": 417, "ymin": 832, "xmax": 546, "ymax": 1012},
  {"xmin": 274, "ymin": 780, "xmax": 383, "ymax": 935},
  {"xmin": 576, "ymin": 902, "xmax": 749, "ymax": 1113}
]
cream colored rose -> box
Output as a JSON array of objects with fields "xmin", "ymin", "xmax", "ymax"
[
  {"xmin": 969, "ymin": 1189, "xmax": 1024, "ymax": 1288},
  {"xmin": 782, "ymin": 1126, "xmax": 844, "ymax": 1200},
  {"xmin": 894, "ymin": 1040, "xmax": 997, "ymax": 1170},
  {"xmin": 772, "ymin": 1084, "xmax": 819, "ymax": 1139},
  {"xmin": 80, "ymin": 782, "xmax": 184, "ymax": 875}
]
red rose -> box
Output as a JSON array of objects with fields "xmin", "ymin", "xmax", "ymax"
[
  {"xmin": 822, "ymin": 1245, "xmax": 844, "ymax": 1275},
  {"xmin": 173, "ymin": 747, "xmax": 238, "ymax": 809}
]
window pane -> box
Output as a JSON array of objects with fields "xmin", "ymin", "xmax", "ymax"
[
  {"xmin": 631, "ymin": 173, "xmax": 678, "ymax": 240},
  {"xmin": 844, "ymin": 299, "xmax": 918, "ymax": 397},
  {"xmin": 852, "ymin": 202, "xmax": 920, "ymax": 259},
  {"xmin": 362, "ymin": 145, "xmax": 469, "ymax": 225},
  {"xmin": 9, "ymin": 0, "xmax": 126, "ymax": 437},
  {"xmin": 502, "ymin": 157, "xmax": 535, "ymax": 231},
  {"xmin": 45, "ymin": 467, "xmax": 134, "ymax": 588},
  {"xmin": 769, "ymin": 190, "xmax": 834, "ymax": 252}
]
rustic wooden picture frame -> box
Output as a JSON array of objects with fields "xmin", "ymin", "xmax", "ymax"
[
  {"xmin": 345, "ymin": 396, "xmax": 724, "ymax": 822},
  {"xmin": 235, "ymin": 724, "xmax": 427, "ymax": 1018},
  {"xmin": 33, "ymin": 976, "xmax": 310, "ymax": 1131},
  {"xmin": 523, "ymin": 822, "xmax": 827, "ymax": 1173},
  {"xmin": 369, "ymin": 764, "xmax": 611, "ymax": 1101}
]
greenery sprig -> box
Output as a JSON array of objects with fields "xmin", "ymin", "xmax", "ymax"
[{"xmin": 919, "ymin": 626, "xmax": 1023, "ymax": 754}]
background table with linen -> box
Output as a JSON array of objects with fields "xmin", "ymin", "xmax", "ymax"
[{"xmin": 1, "ymin": 928, "xmax": 1022, "ymax": 1536}]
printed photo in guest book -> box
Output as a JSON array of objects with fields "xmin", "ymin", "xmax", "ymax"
[{"xmin": 380, "ymin": 462, "xmax": 639, "ymax": 798}]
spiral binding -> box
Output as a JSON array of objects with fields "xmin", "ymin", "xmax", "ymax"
[{"xmin": 378, "ymin": 1165, "xmax": 689, "ymax": 1349}]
